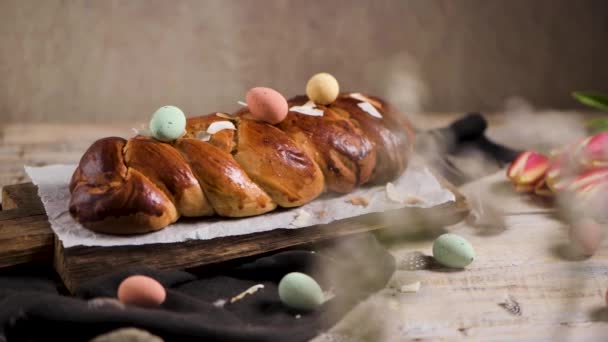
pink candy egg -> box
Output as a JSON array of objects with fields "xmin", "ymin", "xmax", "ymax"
[
  {"xmin": 117, "ymin": 275, "xmax": 166, "ymax": 308},
  {"xmin": 245, "ymin": 87, "xmax": 288, "ymax": 125},
  {"xmin": 569, "ymin": 218, "xmax": 604, "ymax": 257}
]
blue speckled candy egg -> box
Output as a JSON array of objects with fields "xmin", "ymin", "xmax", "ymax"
[
  {"xmin": 149, "ymin": 105, "xmax": 186, "ymax": 141},
  {"xmin": 432, "ymin": 233, "xmax": 475, "ymax": 268}
]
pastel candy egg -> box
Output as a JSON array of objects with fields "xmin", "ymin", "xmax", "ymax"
[
  {"xmin": 90, "ymin": 328, "xmax": 163, "ymax": 342},
  {"xmin": 432, "ymin": 233, "xmax": 475, "ymax": 268},
  {"xmin": 117, "ymin": 275, "xmax": 166, "ymax": 308},
  {"xmin": 245, "ymin": 87, "xmax": 288, "ymax": 125},
  {"xmin": 569, "ymin": 218, "xmax": 603, "ymax": 256},
  {"xmin": 149, "ymin": 105, "xmax": 186, "ymax": 141},
  {"xmin": 278, "ymin": 272, "xmax": 324, "ymax": 311},
  {"xmin": 306, "ymin": 72, "xmax": 339, "ymax": 105}
]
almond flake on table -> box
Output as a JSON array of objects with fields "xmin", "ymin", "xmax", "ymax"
[
  {"xmin": 290, "ymin": 101, "xmax": 324, "ymax": 116},
  {"xmin": 399, "ymin": 281, "xmax": 421, "ymax": 293}
]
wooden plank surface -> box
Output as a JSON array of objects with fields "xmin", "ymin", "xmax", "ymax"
[
  {"xmin": 0, "ymin": 209, "xmax": 54, "ymax": 267},
  {"xmin": 312, "ymin": 171, "xmax": 608, "ymax": 342}
]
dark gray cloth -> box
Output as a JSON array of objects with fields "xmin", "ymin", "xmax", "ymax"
[{"xmin": 0, "ymin": 234, "xmax": 394, "ymax": 342}]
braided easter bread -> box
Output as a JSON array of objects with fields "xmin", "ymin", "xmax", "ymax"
[{"xmin": 68, "ymin": 93, "xmax": 415, "ymax": 234}]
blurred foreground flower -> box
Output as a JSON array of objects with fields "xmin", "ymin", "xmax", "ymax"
[
  {"xmin": 506, "ymin": 151, "xmax": 549, "ymax": 193},
  {"xmin": 573, "ymin": 132, "xmax": 608, "ymax": 168}
]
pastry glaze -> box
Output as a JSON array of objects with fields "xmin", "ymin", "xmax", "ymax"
[{"xmin": 69, "ymin": 93, "xmax": 415, "ymax": 234}]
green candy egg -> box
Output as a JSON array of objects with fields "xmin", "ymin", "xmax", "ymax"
[
  {"xmin": 278, "ymin": 272, "xmax": 324, "ymax": 311},
  {"xmin": 149, "ymin": 105, "xmax": 186, "ymax": 142},
  {"xmin": 432, "ymin": 233, "xmax": 475, "ymax": 268}
]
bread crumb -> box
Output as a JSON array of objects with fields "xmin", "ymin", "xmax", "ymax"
[
  {"xmin": 386, "ymin": 182, "xmax": 402, "ymax": 203},
  {"xmin": 405, "ymin": 196, "xmax": 424, "ymax": 205},
  {"xmin": 348, "ymin": 196, "xmax": 369, "ymax": 207},
  {"xmin": 386, "ymin": 183, "xmax": 425, "ymax": 205},
  {"xmin": 292, "ymin": 210, "xmax": 313, "ymax": 227},
  {"xmin": 399, "ymin": 281, "xmax": 421, "ymax": 293}
]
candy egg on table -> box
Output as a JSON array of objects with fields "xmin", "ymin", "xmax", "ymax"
[
  {"xmin": 306, "ymin": 72, "xmax": 339, "ymax": 105},
  {"xmin": 245, "ymin": 87, "xmax": 288, "ymax": 125},
  {"xmin": 149, "ymin": 105, "xmax": 187, "ymax": 141},
  {"xmin": 569, "ymin": 218, "xmax": 603, "ymax": 257},
  {"xmin": 278, "ymin": 272, "xmax": 325, "ymax": 311},
  {"xmin": 432, "ymin": 233, "xmax": 476, "ymax": 268},
  {"xmin": 117, "ymin": 275, "xmax": 166, "ymax": 308}
]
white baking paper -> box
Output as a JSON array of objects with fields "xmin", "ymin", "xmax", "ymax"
[{"xmin": 25, "ymin": 163, "xmax": 455, "ymax": 248}]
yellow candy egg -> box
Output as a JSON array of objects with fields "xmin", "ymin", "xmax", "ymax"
[{"xmin": 306, "ymin": 73, "xmax": 339, "ymax": 105}]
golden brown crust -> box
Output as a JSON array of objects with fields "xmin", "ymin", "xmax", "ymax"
[
  {"xmin": 124, "ymin": 136, "xmax": 213, "ymax": 217},
  {"xmin": 278, "ymin": 95, "xmax": 376, "ymax": 193},
  {"xmin": 69, "ymin": 138, "xmax": 178, "ymax": 233},
  {"xmin": 184, "ymin": 114, "xmax": 236, "ymax": 153},
  {"xmin": 174, "ymin": 138, "xmax": 276, "ymax": 217},
  {"xmin": 234, "ymin": 118, "xmax": 324, "ymax": 207},
  {"xmin": 69, "ymin": 93, "xmax": 415, "ymax": 234},
  {"xmin": 332, "ymin": 94, "xmax": 414, "ymax": 183}
]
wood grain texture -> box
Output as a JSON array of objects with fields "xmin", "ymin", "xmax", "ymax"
[
  {"xmin": 1, "ymin": 178, "xmax": 467, "ymax": 292},
  {"xmin": 0, "ymin": 183, "xmax": 53, "ymax": 267},
  {"xmin": 0, "ymin": 210, "xmax": 53, "ymax": 268},
  {"xmin": 1, "ymin": 182, "xmax": 43, "ymax": 211},
  {"xmin": 313, "ymin": 171, "xmax": 608, "ymax": 342}
]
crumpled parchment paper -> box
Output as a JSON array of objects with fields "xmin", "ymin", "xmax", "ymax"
[{"xmin": 25, "ymin": 163, "xmax": 455, "ymax": 248}]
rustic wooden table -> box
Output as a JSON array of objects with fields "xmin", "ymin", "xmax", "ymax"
[{"xmin": 2, "ymin": 113, "xmax": 607, "ymax": 341}]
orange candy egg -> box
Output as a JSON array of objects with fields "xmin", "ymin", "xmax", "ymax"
[
  {"xmin": 117, "ymin": 275, "xmax": 166, "ymax": 308},
  {"xmin": 245, "ymin": 87, "xmax": 288, "ymax": 125}
]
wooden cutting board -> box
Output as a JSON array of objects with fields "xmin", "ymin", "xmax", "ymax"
[{"xmin": 0, "ymin": 178, "xmax": 469, "ymax": 292}]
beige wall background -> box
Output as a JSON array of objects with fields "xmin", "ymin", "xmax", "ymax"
[{"xmin": 1, "ymin": 0, "xmax": 607, "ymax": 123}]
